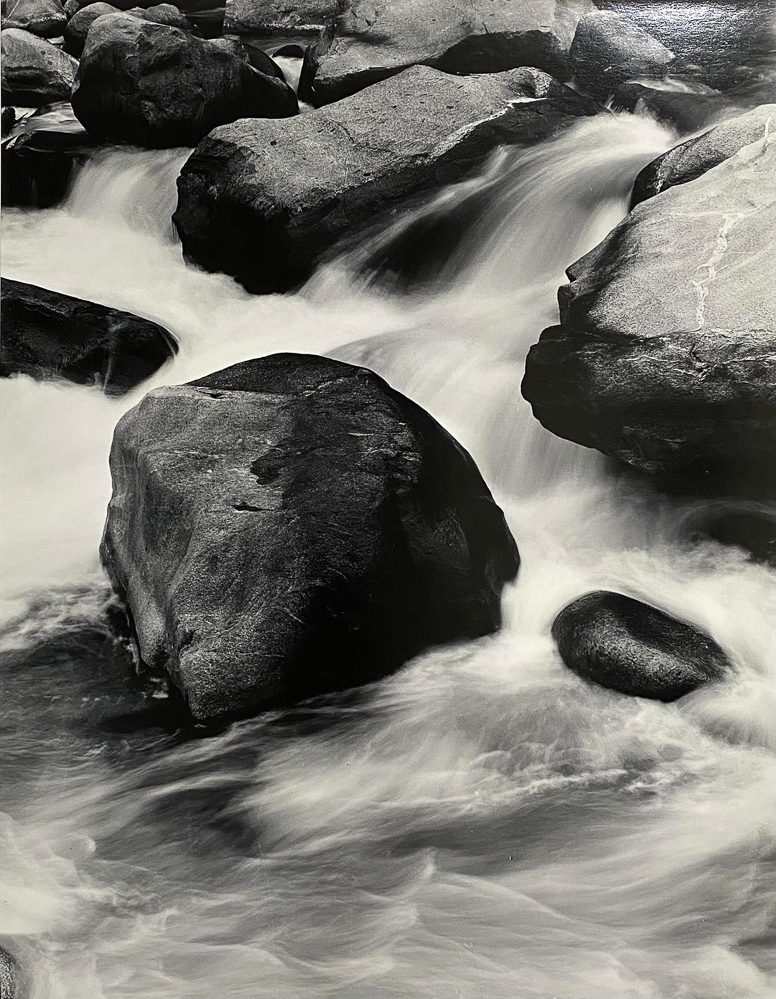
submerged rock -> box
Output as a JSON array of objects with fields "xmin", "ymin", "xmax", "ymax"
[
  {"xmin": 569, "ymin": 10, "xmax": 673, "ymax": 101},
  {"xmin": 610, "ymin": 80, "xmax": 735, "ymax": 134},
  {"xmin": 703, "ymin": 511, "xmax": 776, "ymax": 568},
  {"xmin": 72, "ymin": 14, "xmax": 297, "ymax": 148},
  {"xmin": 223, "ymin": 0, "xmax": 338, "ymax": 36},
  {"xmin": 552, "ymin": 591, "xmax": 731, "ymax": 701},
  {"xmin": 1, "ymin": 100, "xmax": 95, "ymax": 206},
  {"xmin": 101, "ymin": 353, "xmax": 520, "ymax": 721},
  {"xmin": 174, "ymin": 64, "xmax": 597, "ymax": 293},
  {"xmin": 1, "ymin": 27, "xmax": 78, "ymax": 105},
  {"xmin": 631, "ymin": 103, "xmax": 776, "ymax": 206},
  {"xmin": 1, "ymin": 0, "xmax": 67, "ymax": 37},
  {"xmin": 0, "ymin": 278, "xmax": 178, "ymax": 393},
  {"xmin": 522, "ymin": 126, "xmax": 776, "ymax": 499},
  {"xmin": 300, "ymin": 0, "xmax": 594, "ymax": 106}
]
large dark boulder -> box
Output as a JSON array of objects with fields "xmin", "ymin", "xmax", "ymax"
[
  {"xmin": 1, "ymin": 0, "xmax": 66, "ymax": 36},
  {"xmin": 101, "ymin": 353, "xmax": 520, "ymax": 721},
  {"xmin": 522, "ymin": 126, "xmax": 776, "ymax": 499},
  {"xmin": 173, "ymin": 64, "xmax": 597, "ymax": 293},
  {"xmin": 569, "ymin": 10, "xmax": 674, "ymax": 101},
  {"xmin": 1, "ymin": 27, "xmax": 78, "ymax": 105},
  {"xmin": 610, "ymin": 81, "xmax": 737, "ymax": 135},
  {"xmin": 1, "ymin": 278, "xmax": 178, "ymax": 394},
  {"xmin": 71, "ymin": 14, "xmax": 297, "ymax": 148},
  {"xmin": 300, "ymin": 0, "xmax": 594, "ymax": 106},
  {"xmin": 552, "ymin": 591, "xmax": 732, "ymax": 701},
  {"xmin": 1, "ymin": 100, "xmax": 95, "ymax": 206},
  {"xmin": 223, "ymin": 0, "xmax": 338, "ymax": 36},
  {"xmin": 631, "ymin": 104, "xmax": 776, "ymax": 206},
  {"xmin": 64, "ymin": 1, "xmax": 191, "ymax": 54}
]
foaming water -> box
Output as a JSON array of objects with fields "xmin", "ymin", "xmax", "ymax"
[{"xmin": 1, "ymin": 112, "xmax": 775, "ymax": 999}]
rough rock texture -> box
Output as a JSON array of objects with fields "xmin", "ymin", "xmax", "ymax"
[
  {"xmin": 1, "ymin": 101, "xmax": 94, "ymax": 206},
  {"xmin": 64, "ymin": 2, "xmax": 190, "ymax": 54},
  {"xmin": 1, "ymin": 278, "xmax": 178, "ymax": 393},
  {"xmin": 1, "ymin": 27, "xmax": 78, "ymax": 105},
  {"xmin": 300, "ymin": 0, "xmax": 594, "ymax": 106},
  {"xmin": 224, "ymin": 0, "xmax": 338, "ymax": 36},
  {"xmin": 101, "ymin": 353, "xmax": 520, "ymax": 721},
  {"xmin": 594, "ymin": 0, "xmax": 776, "ymax": 91},
  {"xmin": 72, "ymin": 14, "xmax": 297, "ymax": 148},
  {"xmin": 212, "ymin": 35, "xmax": 287, "ymax": 81},
  {"xmin": 522, "ymin": 129, "xmax": 776, "ymax": 498},
  {"xmin": 1, "ymin": 0, "xmax": 66, "ymax": 36},
  {"xmin": 552, "ymin": 591, "xmax": 731, "ymax": 701},
  {"xmin": 569, "ymin": 10, "xmax": 673, "ymax": 101},
  {"xmin": 0, "ymin": 946, "xmax": 18, "ymax": 999},
  {"xmin": 632, "ymin": 104, "xmax": 776, "ymax": 207},
  {"xmin": 174, "ymin": 65, "xmax": 598, "ymax": 293},
  {"xmin": 611, "ymin": 81, "xmax": 738, "ymax": 135}
]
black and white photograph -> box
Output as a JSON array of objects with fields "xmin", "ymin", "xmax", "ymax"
[{"xmin": 1, "ymin": 0, "xmax": 775, "ymax": 996}]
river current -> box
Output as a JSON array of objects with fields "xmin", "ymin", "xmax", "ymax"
[{"xmin": 1, "ymin": 111, "xmax": 774, "ymax": 998}]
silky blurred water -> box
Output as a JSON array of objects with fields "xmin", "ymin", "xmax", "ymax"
[{"xmin": 1, "ymin": 112, "xmax": 774, "ymax": 999}]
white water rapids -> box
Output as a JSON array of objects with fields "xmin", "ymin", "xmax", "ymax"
[{"xmin": 1, "ymin": 112, "xmax": 774, "ymax": 999}]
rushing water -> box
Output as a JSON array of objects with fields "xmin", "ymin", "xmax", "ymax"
[{"xmin": 1, "ymin": 112, "xmax": 775, "ymax": 999}]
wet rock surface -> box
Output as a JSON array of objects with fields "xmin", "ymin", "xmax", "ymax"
[
  {"xmin": 1, "ymin": 27, "xmax": 78, "ymax": 105},
  {"xmin": 1, "ymin": 278, "xmax": 178, "ymax": 393},
  {"xmin": 300, "ymin": 0, "xmax": 594, "ymax": 106},
  {"xmin": 552, "ymin": 591, "xmax": 732, "ymax": 701},
  {"xmin": 101, "ymin": 353, "xmax": 520, "ymax": 721},
  {"xmin": 72, "ymin": 14, "xmax": 297, "ymax": 148},
  {"xmin": 174, "ymin": 64, "xmax": 597, "ymax": 293}
]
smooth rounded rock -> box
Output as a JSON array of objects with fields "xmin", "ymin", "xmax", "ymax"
[
  {"xmin": 1, "ymin": 26, "xmax": 78, "ymax": 105},
  {"xmin": 2, "ymin": 0, "xmax": 67, "ymax": 37}
]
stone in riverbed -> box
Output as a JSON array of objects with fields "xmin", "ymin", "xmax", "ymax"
[
  {"xmin": 569, "ymin": 10, "xmax": 674, "ymax": 101},
  {"xmin": 300, "ymin": 0, "xmax": 594, "ymax": 106},
  {"xmin": 552, "ymin": 591, "xmax": 731, "ymax": 701},
  {"xmin": 631, "ymin": 103, "xmax": 776, "ymax": 207},
  {"xmin": 522, "ymin": 127, "xmax": 776, "ymax": 499},
  {"xmin": 610, "ymin": 80, "xmax": 736, "ymax": 135},
  {"xmin": 101, "ymin": 353, "xmax": 520, "ymax": 721},
  {"xmin": 0, "ymin": 278, "xmax": 178, "ymax": 394},
  {"xmin": 1, "ymin": 27, "xmax": 78, "ymax": 105},
  {"xmin": 1, "ymin": 0, "xmax": 66, "ymax": 36},
  {"xmin": 71, "ymin": 14, "xmax": 297, "ymax": 148},
  {"xmin": 64, "ymin": 1, "xmax": 190, "ymax": 54},
  {"xmin": 173, "ymin": 64, "xmax": 598, "ymax": 293},
  {"xmin": 1, "ymin": 100, "xmax": 95, "ymax": 207},
  {"xmin": 223, "ymin": 0, "xmax": 338, "ymax": 37}
]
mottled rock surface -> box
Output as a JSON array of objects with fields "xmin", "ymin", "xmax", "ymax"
[
  {"xmin": 174, "ymin": 64, "xmax": 597, "ymax": 292},
  {"xmin": 224, "ymin": 0, "xmax": 338, "ymax": 36},
  {"xmin": 101, "ymin": 353, "xmax": 520, "ymax": 721},
  {"xmin": 72, "ymin": 14, "xmax": 297, "ymax": 148},
  {"xmin": 522, "ymin": 129, "xmax": 776, "ymax": 498},
  {"xmin": 300, "ymin": 0, "xmax": 594, "ymax": 105},
  {"xmin": 1, "ymin": 0, "xmax": 66, "ymax": 36},
  {"xmin": 552, "ymin": 591, "xmax": 732, "ymax": 701},
  {"xmin": 1, "ymin": 27, "xmax": 78, "ymax": 105},
  {"xmin": 1, "ymin": 278, "xmax": 178, "ymax": 393}
]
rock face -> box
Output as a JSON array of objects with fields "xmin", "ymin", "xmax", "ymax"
[
  {"xmin": 522, "ymin": 127, "xmax": 776, "ymax": 498},
  {"xmin": 1, "ymin": 0, "xmax": 66, "ymax": 36},
  {"xmin": 632, "ymin": 104, "xmax": 776, "ymax": 206},
  {"xmin": 0, "ymin": 946, "xmax": 18, "ymax": 999},
  {"xmin": 300, "ymin": 0, "xmax": 594, "ymax": 106},
  {"xmin": 174, "ymin": 65, "xmax": 597, "ymax": 293},
  {"xmin": 63, "ymin": 1, "xmax": 117, "ymax": 54},
  {"xmin": 1, "ymin": 278, "xmax": 178, "ymax": 394},
  {"xmin": 224, "ymin": 0, "xmax": 338, "ymax": 36},
  {"xmin": 552, "ymin": 591, "xmax": 731, "ymax": 701},
  {"xmin": 610, "ymin": 81, "xmax": 736, "ymax": 137},
  {"xmin": 72, "ymin": 15, "xmax": 298, "ymax": 149},
  {"xmin": 101, "ymin": 353, "xmax": 520, "ymax": 721},
  {"xmin": 569, "ymin": 10, "xmax": 673, "ymax": 101},
  {"xmin": 1, "ymin": 27, "xmax": 78, "ymax": 105},
  {"xmin": 1, "ymin": 101, "xmax": 94, "ymax": 207}
]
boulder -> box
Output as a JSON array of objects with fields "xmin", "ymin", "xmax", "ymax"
[
  {"xmin": 63, "ymin": 1, "xmax": 117, "ymax": 53},
  {"xmin": 71, "ymin": 14, "xmax": 297, "ymax": 148},
  {"xmin": 2, "ymin": 100, "xmax": 95, "ymax": 206},
  {"xmin": 123, "ymin": 2, "xmax": 191, "ymax": 26},
  {"xmin": 1, "ymin": 0, "xmax": 66, "ymax": 36},
  {"xmin": 300, "ymin": 0, "xmax": 594, "ymax": 106},
  {"xmin": 101, "ymin": 353, "xmax": 520, "ymax": 721},
  {"xmin": 0, "ymin": 946, "xmax": 18, "ymax": 999},
  {"xmin": 0, "ymin": 27, "xmax": 78, "ymax": 105},
  {"xmin": 552, "ymin": 591, "xmax": 731, "ymax": 701},
  {"xmin": 611, "ymin": 80, "xmax": 737, "ymax": 135},
  {"xmin": 211, "ymin": 35, "xmax": 286, "ymax": 81},
  {"xmin": 631, "ymin": 103, "xmax": 776, "ymax": 207},
  {"xmin": 569, "ymin": 10, "xmax": 674, "ymax": 101},
  {"xmin": 173, "ymin": 64, "xmax": 598, "ymax": 293},
  {"xmin": 223, "ymin": 0, "xmax": 338, "ymax": 37},
  {"xmin": 703, "ymin": 511, "xmax": 776, "ymax": 568},
  {"xmin": 1, "ymin": 104, "xmax": 15, "ymax": 132},
  {"xmin": 522, "ymin": 129, "xmax": 776, "ymax": 499},
  {"xmin": 0, "ymin": 278, "xmax": 178, "ymax": 394}
]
